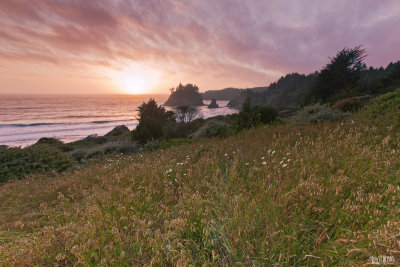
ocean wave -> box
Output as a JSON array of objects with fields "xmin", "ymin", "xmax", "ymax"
[{"xmin": 0, "ymin": 119, "xmax": 136, "ymax": 128}]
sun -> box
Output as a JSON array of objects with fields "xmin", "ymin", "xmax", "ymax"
[{"xmin": 112, "ymin": 64, "xmax": 160, "ymax": 94}]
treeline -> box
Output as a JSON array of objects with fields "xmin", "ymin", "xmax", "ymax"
[{"xmin": 224, "ymin": 46, "xmax": 400, "ymax": 108}]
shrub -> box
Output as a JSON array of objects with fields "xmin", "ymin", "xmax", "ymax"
[
  {"xmin": 163, "ymin": 119, "xmax": 206, "ymax": 139},
  {"xmin": 291, "ymin": 103, "xmax": 349, "ymax": 125},
  {"xmin": 132, "ymin": 99, "xmax": 175, "ymax": 144},
  {"xmin": 35, "ymin": 137, "xmax": 63, "ymax": 146},
  {"xmin": 142, "ymin": 139, "xmax": 161, "ymax": 152},
  {"xmin": 132, "ymin": 116, "xmax": 164, "ymax": 144},
  {"xmin": 72, "ymin": 150, "xmax": 86, "ymax": 162},
  {"xmin": 367, "ymin": 88, "xmax": 400, "ymax": 118},
  {"xmin": 160, "ymin": 138, "xmax": 191, "ymax": 149},
  {"xmin": 236, "ymin": 99, "xmax": 278, "ymax": 130},
  {"xmin": 331, "ymin": 97, "xmax": 364, "ymax": 112},
  {"xmin": 0, "ymin": 145, "xmax": 74, "ymax": 183},
  {"xmin": 193, "ymin": 120, "xmax": 231, "ymax": 140}
]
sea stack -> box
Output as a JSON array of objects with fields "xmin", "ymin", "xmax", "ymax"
[
  {"xmin": 164, "ymin": 83, "xmax": 204, "ymax": 106},
  {"xmin": 207, "ymin": 98, "xmax": 219, "ymax": 108}
]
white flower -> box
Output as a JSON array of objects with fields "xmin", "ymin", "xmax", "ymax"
[
  {"xmin": 245, "ymin": 163, "xmax": 249, "ymax": 166},
  {"xmin": 287, "ymin": 159, "xmax": 291, "ymax": 162},
  {"xmin": 183, "ymin": 173, "xmax": 187, "ymax": 176},
  {"xmin": 224, "ymin": 153, "xmax": 228, "ymax": 156},
  {"xmin": 272, "ymin": 151, "xmax": 275, "ymax": 155},
  {"xmin": 261, "ymin": 157, "xmax": 265, "ymax": 160},
  {"xmin": 262, "ymin": 161, "xmax": 267, "ymax": 165},
  {"xmin": 282, "ymin": 164, "xmax": 287, "ymax": 168}
]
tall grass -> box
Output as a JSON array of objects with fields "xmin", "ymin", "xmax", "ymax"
[{"xmin": 0, "ymin": 94, "xmax": 399, "ymax": 266}]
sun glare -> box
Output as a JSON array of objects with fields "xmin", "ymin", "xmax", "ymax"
[{"xmin": 112, "ymin": 64, "xmax": 160, "ymax": 94}]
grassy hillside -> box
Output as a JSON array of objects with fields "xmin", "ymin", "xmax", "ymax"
[{"xmin": 0, "ymin": 92, "xmax": 400, "ymax": 266}]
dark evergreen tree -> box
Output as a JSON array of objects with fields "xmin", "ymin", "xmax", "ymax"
[{"xmin": 307, "ymin": 46, "xmax": 367, "ymax": 103}]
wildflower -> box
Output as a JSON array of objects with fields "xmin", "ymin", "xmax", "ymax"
[
  {"xmin": 245, "ymin": 163, "xmax": 249, "ymax": 166},
  {"xmin": 183, "ymin": 173, "xmax": 187, "ymax": 176},
  {"xmin": 282, "ymin": 164, "xmax": 287, "ymax": 168},
  {"xmin": 224, "ymin": 153, "xmax": 228, "ymax": 156},
  {"xmin": 261, "ymin": 156, "xmax": 265, "ymax": 160},
  {"xmin": 272, "ymin": 151, "xmax": 275, "ymax": 155},
  {"xmin": 287, "ymin": 158, "xmax": 291, "ymax": 162},
  {"xmin": 262, "ymin": 161, "xmax": 267, "ymax": 165}
]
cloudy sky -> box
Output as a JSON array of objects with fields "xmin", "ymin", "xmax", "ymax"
[{"xmin": 0, "ymin": 0, "xmax": 399, "ymax": 94}]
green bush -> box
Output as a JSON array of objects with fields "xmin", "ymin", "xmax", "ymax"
[
  {"xmin": 193, "ymin": 120, "xmax": 231, "ymax": 140},
  {"xmin": 35, "ymin": 137, "xmax": 63, "ymax": 146},
  {"xmin": 132, "ymin": 99, "xmax": 175, "ymax": 144},
  {"xmin": 163, "ymin": 119, "xmax": 206, "ymax": 139},
  {"xmin": 132, "ymin": 116, "xmax": 164, "ymax": 144},
  {"xmin": 0, "ymin": 145, "xmax": 74, "ymax": 183},
  {"xmin": 142, "ymin": 139, "xmax": 161, "ymax": 152},
  {"xmin": 161, "ymin": 138, "xmax": 191, "ymax": 149},
  {"xmin": 236, "ymin": 99, "xmax": 278, "ymax": 130},
  {"xmin": 291, "ymin": 103, "xmax": 349, "ymax": 125},
  {"xmin": 331, "ymin": 97, "xmax": 365, "ymax": 112},
  {"xmin": 72, "ymin": 150, "xmax": 86, "ymax": 162},
  {"xmin": 367, "ymin": 89, "xmax": 400, "ymax": 118}
]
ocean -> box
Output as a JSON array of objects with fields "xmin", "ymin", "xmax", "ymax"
[{"xmin": 0, "ymin": 94, "xmax": 238, "ymax": 147}]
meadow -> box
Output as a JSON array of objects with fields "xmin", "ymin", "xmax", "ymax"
[{"xmin": 0, "ymin": 91, "xmax": 399, "ymax": 266}]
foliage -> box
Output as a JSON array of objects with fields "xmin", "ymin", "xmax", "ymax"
[
  {"xmin": 236, "ymin": 99, "xmax": 278, "ymax": 130},
  {"xmin": 331, "ymin": 96, "xmax": 367, "ymax": 112},
  {"xmin": 367, "ymin": 88, "xmax": 400, "ymax": 119},
  {"xmin": 132, "ymin": 116, "xmax": 164, "ymax": 144},
  {"xmin": 291, "ymin": 103, "xmax": 349, "ymax": 125},
  {"xmin": 136, "ymin": 98, "xmax": 175, "ymax": 124},
  {"xmin": 160, "ymin": 138, "xmax": 191, "ymax": 149},
  {"xmin": 176, "ymin": 106, "xmax": 198, "ymax": 123},
  {"xmin": 228, "ymin": 73, "xmax": 316, "ymax": 108},
  {"xmin": 0, "ymin": 145, "xmax": 74, "ymax": 182},
  {"xmin": 35, "ymin": 137, "xmax": 63, "ymax": 146},
  {"xmin": 192, "ymin": 120, "xmax": 232, "ymax": 140},
  {"xmin": 142, "ymin": 139, "xmax": 161, "ymax": 152},
  {"xmin": 132, "ymin": 99, "xmax": 175, "ymax": 144},
  {"xmin": 307, "ymin": 46, "xmax": 367, "ymax": 103},
  {"xmin": 170, "ymin": 83, "xmax": 199, "ymax": 94}
]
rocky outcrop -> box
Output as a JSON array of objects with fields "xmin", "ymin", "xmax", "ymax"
[
  {"xmin": 207, "ymin": 99, "xmax": 219, "ymax": 108},
  {"xmin": 105, "ymin": 125, "xmax": 130, "ymax": 137},
  {"xmin": 164, "ymin": 84, "xmax": 204, "ymax": 106}
]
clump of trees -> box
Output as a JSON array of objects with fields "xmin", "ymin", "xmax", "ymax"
[
  {"xmin": 236, "ymin": 98, "xmax": 278, "ymax": 130},
  {"xmin": 131, "ymin": 99, "xmax": 175, "ymax": 144}
]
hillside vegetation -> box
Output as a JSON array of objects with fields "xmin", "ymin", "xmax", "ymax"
[{"xmin": 0, "ymin": 90, "xmax": 399, "ymax": 266}]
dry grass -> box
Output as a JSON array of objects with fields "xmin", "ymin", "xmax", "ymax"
[{"xmin": 0, "ymin": 104, "xmax": 399, "ymax": 266}]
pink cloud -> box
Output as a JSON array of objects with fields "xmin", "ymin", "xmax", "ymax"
[{"xmin": 0, "ymin": 0, "xmax": 399, "ymax": 92}]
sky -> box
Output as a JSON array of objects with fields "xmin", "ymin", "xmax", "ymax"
[{"xmin": 0, "ymin": 0, "xmax": 399, "ymax": 94}]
